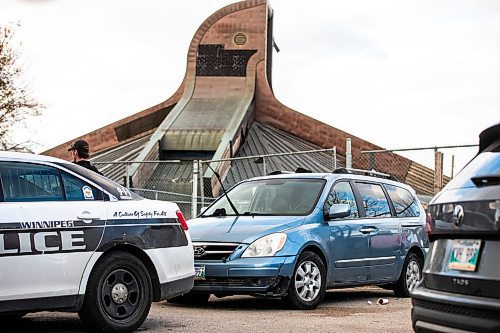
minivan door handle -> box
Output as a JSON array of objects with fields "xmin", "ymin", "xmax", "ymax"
[{"xmin": 360, "ymin": 226, "xmax": 378, "ymax": 234}]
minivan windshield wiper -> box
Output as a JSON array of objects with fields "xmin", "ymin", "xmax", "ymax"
[
  {"xmin": 471, "ymin": 175, "xmax": 500, "ymax": 187},
  {"xmin": 242, "ymin": 211, "xmax": 269, "ymax": 216},
  {"xmin": 205, "ymin": 163, "xmax": 240, "ymax": 216}
]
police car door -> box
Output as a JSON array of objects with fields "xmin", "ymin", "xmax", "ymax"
[{"xmin": 0, "ymin": 162, "xmax": 106, "ymax": 305}]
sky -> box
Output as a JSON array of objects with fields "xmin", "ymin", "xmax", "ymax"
[{"xmin": 1, "ymin": 0, "xmax": 499, "ymax": 174}]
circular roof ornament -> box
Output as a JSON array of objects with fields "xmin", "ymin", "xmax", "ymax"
[{"xmin": 233, "ymin": 33, "xmax": 247, "ymax": 46}]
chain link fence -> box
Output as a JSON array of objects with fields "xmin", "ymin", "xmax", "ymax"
[
  {"xmin": 352, "ymin": 144, "xmax": 478, "ymax": 197},
  {"xmin": 94, "ymin": 160, "xmax": 195, "ymax": 218},
  {"xmin": 93, "ymin": 144, "xmax": 478, "ymax": 219}
]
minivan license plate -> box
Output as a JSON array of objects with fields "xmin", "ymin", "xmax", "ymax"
[
  {"xmin": 194, "ymin": 266, "xmax": 206, "ymax": 280},
  {"xmin": 448, "ymin": 239, "xmax": 481, "ymax": 272}
]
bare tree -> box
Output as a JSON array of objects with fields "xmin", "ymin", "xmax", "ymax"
[{"xmin": 0, "ymin": 22, "xmax": 43, "ymax": 152}]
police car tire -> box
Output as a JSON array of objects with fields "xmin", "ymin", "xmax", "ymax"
[
  {"xmin": 78, "ymin": 251, "xmax": 153, "ymax": 333},
  {"xmin": 167, "ymin": 292, "xmax": 210, "ymax": 305},
  {"xmin": 283, "ymin": 251, "xmax": 326, "ymax": 310}
]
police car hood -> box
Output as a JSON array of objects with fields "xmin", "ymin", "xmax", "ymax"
[{"xmin": 187, "ymin": 215, "xmax": 305, "ymax": 244}]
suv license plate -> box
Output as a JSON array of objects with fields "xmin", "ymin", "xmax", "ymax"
[
  {"xmin": 194, "ymin": 265, "xmax": 206, "ymax": 280},
  {"xmin": 448, "ymin": 239, "xmax": 481, "ymax": 272}
]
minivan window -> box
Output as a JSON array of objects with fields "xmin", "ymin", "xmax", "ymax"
[
  {"xmin": 356, "ymin": 182, "xmax": 392, "ymax": 218},
  {"xmin": 325, "ymin": 181, "xmax": 359, "ymax": 218},
  {"xmin": 385, "ymin": 184, "xmax": 420, "ymax": 218},
  {"xmin": 0, "ymin": 162, "xmax": 64, "ymax": 202}
]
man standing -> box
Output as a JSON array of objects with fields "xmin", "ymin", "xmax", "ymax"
[{"xmin": 68, "ymin": 139, "xmax": 103, "ymax": 175}]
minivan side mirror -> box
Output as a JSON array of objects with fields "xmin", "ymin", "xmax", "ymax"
[{"xmin": 328, "ymin": 204, "xmax": 351, "ymax": 219}]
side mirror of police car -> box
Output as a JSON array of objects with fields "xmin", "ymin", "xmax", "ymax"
[{"xmin": 328, "ymin": 204, "xmax": 351, "ymax": 220}]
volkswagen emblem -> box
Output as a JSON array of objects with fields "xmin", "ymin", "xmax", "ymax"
[
  {"xmin": 193, "ymin": 246, "xmax": 206, "ymax": 257},
  {"xmin": 453, "ymin": 205, "xmax": 465, "ymax": 227}
]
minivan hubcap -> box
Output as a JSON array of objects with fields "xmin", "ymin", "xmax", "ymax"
[
  {"xmin": 294, "ymin": 261, "xmax": 321, "ymax": 301},
  {"xmin": 406, "ymin": 260, "xmax": 421, "ymax": 292}
]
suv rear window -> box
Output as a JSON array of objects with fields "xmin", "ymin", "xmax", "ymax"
[{"xmin": 445, "ymin": 139, "xmax": 500, "ymax": 190}]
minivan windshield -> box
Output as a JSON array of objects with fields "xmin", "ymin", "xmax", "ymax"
[
  {"xmin": 202, "ymin": 178, "xmax": 326, "ymax": 217},
  {"xmin": 445, "ymin": 141, "xmax": 500, "ymax": 190}
]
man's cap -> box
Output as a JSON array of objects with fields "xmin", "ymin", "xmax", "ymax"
[{"xmin": 68, "ymin": 140, "xmax": 90, "ymax": 155}]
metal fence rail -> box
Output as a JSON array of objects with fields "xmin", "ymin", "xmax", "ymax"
[{"xmin": 92, "ymin": 141, "xmax": 478, "ymax": 220}]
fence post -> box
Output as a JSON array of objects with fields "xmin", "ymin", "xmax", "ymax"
[
  {"xmin": 192, "ymin": 160, "xmax": 199, "ymax": 218},
  {"xmin": 333, "ymin": 147, "xmax": 337, "ymax": 170},
  {"xmin": 346, "ymin": 138, "xmax": 352, "ymax": 169},
  {"xmin": 199, "ymin": 161, "xmax": 205, "ymax": 211},
  {"xmin": 434, "ymin": 149, "xmax": 444, "ymax": 194},
  {"xmin": 451, "ymin": 154, "xmax": 455, "ymax": 178},
  {"xmin": 125, "ymin": 162, "xmax": 130, "ymax": 188}
]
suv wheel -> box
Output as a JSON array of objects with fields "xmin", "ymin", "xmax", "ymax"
[
  {"xmin": 168, "ymin": 292, "xmax": 210, "ymax": 305},
  {"xmin": 78, "ymin": 251, "xmax": 152, "ymax": 333},
  {"xmin": 394, "ymin": 252, "xmax": 422, "ymax": 297},
  {"xmin": 283, "ymin": 251, "xmax": 326, "ymax": 310}
]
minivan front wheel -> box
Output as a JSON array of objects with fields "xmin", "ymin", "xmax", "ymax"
[
  {"xmin": 283, "ymin": 251, "xmax": 326, "ymax": 310},
  {"xmin": 394, "ymin": 252, "xmax": 422, "ymax": 297}
]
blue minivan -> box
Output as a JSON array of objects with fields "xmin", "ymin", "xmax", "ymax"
[{"xmin": 172, "ymin": 169, "xmax": 428, "ymax": 309}]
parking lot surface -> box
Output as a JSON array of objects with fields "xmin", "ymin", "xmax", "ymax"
[{"xmin": 4, "ymin": 287, "xmax": 413, "ymax": 333}]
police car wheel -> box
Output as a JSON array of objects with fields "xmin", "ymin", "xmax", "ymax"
[
  {"xmin": 282, "ymin": 251, "xmax": 326, "ymax": 310},
  {"xmin": 78, "ymin": 251, "xmax": 153, "ymax": 333}
]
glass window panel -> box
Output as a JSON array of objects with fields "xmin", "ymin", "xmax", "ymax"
[
  {"xmin": 356, "ymin": 183, "xmax": 392, "ymax": 218},
  {"xmin": 0, "ymin": 162, "xmax": 63, "ymax": 202},
  {"xmin": 61, "ymin": 171, "xmax": 99, "ymax": 201},
  {"xmin": 325, "ymin": 181, "xmax": 359, "ymax": 219},
  {"xmin": 385, "ymin": 184, "xmax": 420, "ymax": 218}
]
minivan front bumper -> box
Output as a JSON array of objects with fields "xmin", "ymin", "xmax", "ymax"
[
  {"xmin": 192, "ymin": 256, "xmax": 297, "ymax": 296},
  {"xmin": 411, "ymin": 286, "xmax": 500, "ymax": 333}
]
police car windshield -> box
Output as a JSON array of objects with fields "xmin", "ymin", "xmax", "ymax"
[{"xmin": 56, "ymin": 162, "xmax": 142, "ymax": 200}]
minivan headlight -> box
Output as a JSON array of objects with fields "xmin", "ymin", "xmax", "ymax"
[{"xmin": 241, "ymin": 233, "xmax": 287, "ymax": 258}]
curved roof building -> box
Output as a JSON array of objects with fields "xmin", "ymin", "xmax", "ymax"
[{"xmin": 43, "ymin": 0, "xmax": 438, "ymax": 202}]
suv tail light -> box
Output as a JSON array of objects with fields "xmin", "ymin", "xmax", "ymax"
[
  {"xmin": 425, "ymin": 212, "xmax": 432, "ymax": 236},
  {"xmin": 176, "ymin": 210, "xmax": 188, "ymax": 231}
]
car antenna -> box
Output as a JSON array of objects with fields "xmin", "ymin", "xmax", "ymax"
[{"xmin": 206, "ymin": 163, "xmax": 240, "ymax": 216}]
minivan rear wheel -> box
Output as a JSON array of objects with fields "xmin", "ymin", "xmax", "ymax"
[
  {"xmin": 394, "ymin": 252, "xmax": 422, "ymax": 297},
  {"xmin": 283, "ymin": 251, "xmax": 326, "ymax": 310}
]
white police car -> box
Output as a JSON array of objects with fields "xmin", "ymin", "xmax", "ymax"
[{"xmin": 0, "ymin": 152, "xmax": 194, "ymax": 332}]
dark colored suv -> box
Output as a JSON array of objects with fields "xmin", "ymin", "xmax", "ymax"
[{"xmin": 411, "ymin": 123, "xmax": 500, "ymax": 333}]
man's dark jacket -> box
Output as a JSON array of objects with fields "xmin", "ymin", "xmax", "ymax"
[{"xmin": 76, "ymin": 160, "xmax": 103, "ymax": 175}]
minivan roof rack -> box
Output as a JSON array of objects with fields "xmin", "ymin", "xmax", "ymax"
[
  {"xmin": 267, "ymin": 170, "xmax": 294, "ymax": 175},
  {"xmin": 332, "ymin": 167, "xmax": 399, "ymax": 181},
  {"xmin": 267, "ymin": 167, "xmax": 312, "ymax": 176}
]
